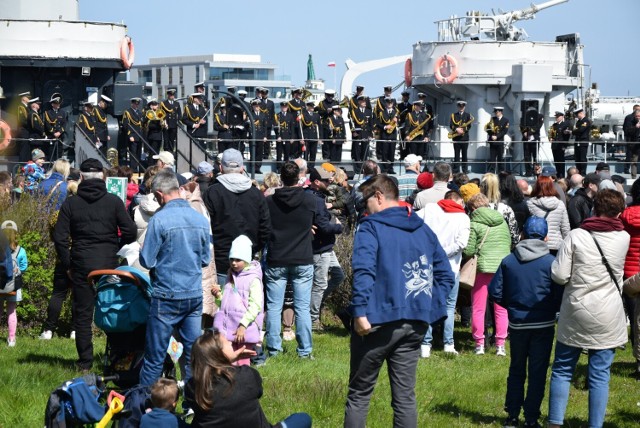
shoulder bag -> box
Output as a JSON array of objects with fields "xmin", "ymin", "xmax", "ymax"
[{"xmin": 459, "ymin": 228, "xmax": 490, "ymax": 290}]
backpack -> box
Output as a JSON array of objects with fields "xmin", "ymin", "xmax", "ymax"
[
  {"xmin": 0, "ymin": 239, "xmax": 17, "ymax": 294},
  {"xmin": 44, "ymin": 374, "xmax": 106, "ymax": 427}
]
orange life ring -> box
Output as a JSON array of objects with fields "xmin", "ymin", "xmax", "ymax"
[
  {"xmin": 0, "ymin": 120, "xmax": 11, "ymax": 151},
  {"xmin": 404, "ymin": 58, "xmax": 412, "ymax": 87},
  {"xmin": 120, "ymin": 36, "xmax": 135, "ymax": 70},
  {"xmin": 434, "ymin": 54, "xmax": 459, "ymax": 84}
]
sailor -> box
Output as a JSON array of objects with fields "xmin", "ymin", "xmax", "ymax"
[
  {"xmin": 623, "ymin": 104, "xmax": 640, "ymax": 174},
  {"xmin": 375, "ymin": 97, "xmax": 400, "ymax": 174},
  {"xmin": 374, "ymin": 85, "xmax": 396, "ymax": 115},
  {"xmin": 275, "ymin": 101, "xmax": 296, "ymax": 167},
  {"xmin": 121, "ymin": 97, "xmax": 144, "ymax": 170},
  {"xmin": 183, "ymin": 93, "xmax": 208, "ymax": 140},
  {"xmin": 485, "ymin": 106, "xmax": 510, "ymax": 172},
  {"xmin": 301, "ymin": 101, "xmax": 321, "ymax": 165},
  {"xmin": 16, "ymin": 91, "xmax": 31, "ymax": 160},
  {"xmin": 227, "ymin": 95, "xmax": 248, "ymax": 153},
  {"xmin": 160, "ymin": 88, "xmax": 182, "ymax": 154},
  {"xmin": 143, "ymin": 98, "xmax": 164, "ymax": 154},
  {"xmin": 194, "ymin": 81, "xmax": 210, "ymax": 110},
  {"xmin": 288, "ymin": 87, "xmax": 306, "ymax": 154},
  {"xmin": 249, "ymin": 98, "xmax": 267, "ymax": 173},
  {"xmin": 520, "ymin": 111, "xmax": 544, "ymax": 176},
  {"xmin": 629, "ymin": 110, "xmax": 640, "ymax": 178},
  {"xmin": 417, "ymin": 92, "xmax": 435, "ymax": 119},
  {"xmin": 350, "ymin": 95, "xmax": 374, "ymax": 171},
  {"xmin": 397, "ymin": 90, "xmax": 412, "ymax": 158},
  {"xmin": 237, "ymin": 89, "xmax": 249, "ymax": 109},
  {"xmin": 549, "ymin": 111, "xmax": 571, "ymax": 178},
  {"xmin": 449, "ymin": 100, "xmax": 474, "ymax": 173},
  {"xmin": 44, "ymin": 94, "xmax": 67, "ymax": 160},
  {"xmin": 93, "ymin": 95, "xmax": 112, "ymax": 155},
  {"xmin": 213, "ymin": 101, "xmax": 232, "ymax": 154},
  {"xmin": 26, "ymin": 98, "xmax": 45, "ymax": 158},
  {"xmin": 327, "ymin": 105, "xmax": 346, "ymax": 163},
  {"xmin": 572, "ymin": 107, "xmax": 591, "ymax": 175},
  {"xmin": 317, "ymin": 89, "xmax": 338, "ymax": 159},
  {"xmin": 405, "ymin": 100, "xmax": 432, "ymax": 159},
  {"xmin": 349, "ymin": 85, "xmax": 371, "ymax": 112},
  {"xmin": 77, "ymin": 100, "xmax": 98, "ymax": 145},
  {"xmin": 256, "ymin": 87, "xmax": 275, "ymax": 160}
]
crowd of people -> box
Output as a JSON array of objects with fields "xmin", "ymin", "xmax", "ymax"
[{"xmin": 3, "ymin": 144, "xmax": 640, "ymax": 427}]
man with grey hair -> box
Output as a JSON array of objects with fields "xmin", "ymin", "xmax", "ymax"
[
  {"xmin": 53, "ymin": 158, "xmax": 136, "ymax": 371},
  {"xmin": 413, "ymin": 161, "xmax": 452, "ymax": 209},
  {"xmin": 294, "ymin": 157, "xmax": 308, "ymax": 186},
  {"xmin": 567, "ymin": 173, "xmax": 583, "ymax": 198},
  {"xmin": 139, "ymin": 169, "xmax": 211, "ymax": 386}
]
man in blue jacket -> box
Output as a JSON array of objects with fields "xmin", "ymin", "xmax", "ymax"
[
  {"xmin": 489, "ymin": 216, "xmax": 563, "ymax": 428},
  {"xmin": 344, "ymin": 174, "xmax": 454, "ymax": 428}
]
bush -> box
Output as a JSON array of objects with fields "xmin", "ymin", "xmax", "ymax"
[{"xmin": 325, "ymin": 230, "xmax": 354, "ymax": 314}]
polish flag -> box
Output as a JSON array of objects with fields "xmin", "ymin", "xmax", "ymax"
[{"xmin": 327, "ymin": 61, "xmax": 336, "ymax": 67}]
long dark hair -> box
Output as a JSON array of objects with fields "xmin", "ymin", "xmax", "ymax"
[
  {"xmin": 190, "ymin": 330, "xmax": 235, "ymax": 411},
  {"xmin": 630, "ymin": 178, "xmax": 640, "ymax": 206},
  {"xmin": 499, "ymin": 174, "xmax": 524, "ymax": 204}
]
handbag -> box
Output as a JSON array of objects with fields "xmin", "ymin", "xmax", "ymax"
[
  {"xmin": 459, "ymin": 228, "xmax": 490, "ymax": 290},
  {"xmin": 589, "ymin": 233, "xmax": 624, "ymax": 300}
]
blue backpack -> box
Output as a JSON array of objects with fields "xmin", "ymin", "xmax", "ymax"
[{"xmin": 44, "ymin": 374, "xmax": 106, "ymax": 427}]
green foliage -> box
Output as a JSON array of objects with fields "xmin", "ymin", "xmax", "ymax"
[{"xmin": 325, "ymin": 230, "xmax": 354, "ymax": 313}]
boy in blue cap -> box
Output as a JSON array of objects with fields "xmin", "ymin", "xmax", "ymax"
[{"xmin": 489, "ymin": 216, "xmax": 563, "ymax": 428}]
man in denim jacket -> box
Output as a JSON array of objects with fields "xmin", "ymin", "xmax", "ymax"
[{"xmin": 139, "ymin": 169, "xmax": 211, "ymax": 386}]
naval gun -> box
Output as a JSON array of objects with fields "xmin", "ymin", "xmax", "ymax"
[{"xmin": 436, "ymin": 0, "xmax": 568, "ymax": 42}]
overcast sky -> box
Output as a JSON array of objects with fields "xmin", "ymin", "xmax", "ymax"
[{"xmin": 81, "ymin": 0, "xmax": 639, "ymax": 97}]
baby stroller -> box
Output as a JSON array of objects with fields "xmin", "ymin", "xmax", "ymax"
[{"xmin": 88, "ymin": 266, "xmax": 174, "ymax": 389}]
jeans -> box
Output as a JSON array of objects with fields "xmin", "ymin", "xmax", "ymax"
[
  {"xmin": 344, "ymin": 320, "xmax": 428, "ymax": 428},
  {"xmin": 139, "ymin": 297, "xmax": 203, "ymax": 386},
  {"xmin": 265, "ymin": 264, "xmax": 314, "ymax": 357},
  {"xmin": 278, "ymin": 412, "xmax": 313, "ymax": 428},
  {"xmin": 471, "ymin": 273, "xmax": 508, "ymax": 347},
  {"xmin": 548, "ymin": 341, "xmax": 616, "ymax": 428},
  {"xmin": 311, "ymin": 251, "xmax": 345, "ymax": 323},
  {"xmin": 505, "ymin": 327, "xmax": 555, "ymax": 423},
  {"xmin": 423, "ymin": 273, "xmax": 459, "ymax": 347}
]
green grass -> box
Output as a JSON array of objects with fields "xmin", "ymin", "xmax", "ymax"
[{"xmin": 1, "ymin": 325, "xmax": 639, "ymax": 427}]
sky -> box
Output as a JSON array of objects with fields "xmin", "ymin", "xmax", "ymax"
[{"xmin": 81, "ymin": 0, "xmax": 639, "ymax": 98}]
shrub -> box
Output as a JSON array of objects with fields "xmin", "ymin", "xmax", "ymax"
[{"xmin": 325, "ymin": 230, "xmax": 354, "ymax": 314}]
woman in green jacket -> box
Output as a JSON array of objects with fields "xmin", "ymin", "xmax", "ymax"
[{"xmin": 463, "ymin": 193, "xmax": 512, "ymax": 356}]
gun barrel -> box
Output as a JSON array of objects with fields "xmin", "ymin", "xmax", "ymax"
[{"xmin": 515, "ymin": 0, "xmax": 569, "ymax": 18}]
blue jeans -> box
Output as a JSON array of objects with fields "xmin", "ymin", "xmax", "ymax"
[
  {"xmin": 265, "ymin": 264, "xmax": 313, "ymax": 357},
  {"xmin": 423, "ymin": 273, "xmax": 459, "ymax": 347},
  {"xmin": 278, "ymin": 412, "xmax": 312, "ymax": 428},
  {"xmin": 139, "ymin": 297, "xmax": 203, "ymax": 386},
  {"xmin": 505, "ymin": 327, "xmax": 554, "ymax": 423},
  {"xmin": 548, "ymin": 341, "xmax": 616, "ymax": 428},
  {"xmin": 311, "ymin": 251, "xmax": 345, "ymax": 323}
]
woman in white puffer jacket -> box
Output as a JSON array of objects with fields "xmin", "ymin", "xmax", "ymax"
[{"xmin": 526, "ymin": 176, "xmax": 569, "ymax": 255}]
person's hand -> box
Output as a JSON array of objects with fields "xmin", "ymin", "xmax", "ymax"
[
  {"xmin": 235, "ymin": 325, "xmax": 246, "ymax": 343},
  {"xmin": 211, "ymin": 285, "xmax": 221, "ymax": 298},
  {"xmin": 230, "ymin": 344, "xmax": 257, "ymax": 361},
  {"xmin": 277, "ymin": 137, "xmax": 282, "ymax": 142},
  {"xmin": 491, "ymin": 135, "xmax": 497, "ymax": 141},
  {"xmin": 129, "ymin": 136, "xmax": 134, "ymax": 142},
  {"xmin": 107, "ymin": 136, "xmax": 111, "ymax": 141},
  {"xmin": 326, "ymin": 202, "xmax": 333, "ymax": 209},
  {"xmin": 354, "ymin": 316, "xmax": 371, "ymax": 336},
  {"xmin": 199, "ymin": 119, "xmax": 206, "ymax": 125},
  {"xmin": 456, "ymin": 127, "xmax": 464, "ymax": 135},
  {"xmin": 424, "ymin": 137, "xmax": 430, "ymax": 142},
  {"xmin": 335, "ymin": 217, "xmax": 341, "ymax": 225},
  {"xmin": 193, "ymin": 124, "xmax": 200, "ymax": 129},
  {"xmin": 223, "ymin": 124, "xmax": 229, "ymax": 130},
  {"xmin": 54, "ymin": 132, "xmax": 61, "ymax": 138}
]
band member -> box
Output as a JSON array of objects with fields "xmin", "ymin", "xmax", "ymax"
[
  {"xmin": 520, "ymin": 111, "xmax": 544, "ymax": 176},
  {"xmin": 405, "ymin": 100, "xmax": 432, "ymax": 159},
  {"xmin": 93, "ymin": 95, "xmax": 112, "ymax": 155},
  {"xmin": 44, "ymin": 95, "xmax": 67, "ymax": 160},
  {"xmin": 572, "ymin": 108, "xmax": 591, "ymax": 175},
  {"xmin": 301, "ymin": 101, "xmax": 321, "ymax": 165},
  {"xmin": 288, "ymin": 87, "xmax": 306, "ymax": 156},
  {"xmin": 373, "ymin": 85, "xmax": 396, "ymax": 115},
  {"xmin": 256, "ymin": 87, "xmax": 275, "ymax": 160},
  {"xmin": 15, "ymin": 91, "xmax": 31, "ymax": 160},
  {"xmin": 417, "ymin": 92, "xmax": 435, "ymax": 120},
  {"xmin": 350, "ymin": 95, "xmax": 374, "ymax": 171},
  {"xmin": 627, "ymin": 110, "xmax": 640, "ymax": 178},
  {"xmin": 143, "ymin": 99, "xmax": 165, "ymax": 154},
  {"xmin": 194, "ymin": 81, "xmax": 210, "ymax": 110},
  {"xmin": 26, "ymin": 98, "xmax": 45, "ymax": 157},
  {"xmin": 214, "ymin": 102, "xmax": 232, "ymax": 154},
  {"xmin": 160, "ymin": 88, "xmax": 182, "ymax": 153},
  {"xmin": 375, "ymin": 97, "xmax": 400, "ymax": 174},
  {"xmin": 485, "ymin": 106, "xmax": 510, "ymax": 172},
  {"xmin": 183, "ymin": 93, "xmax": 208, "ymax": 141},
  {"xmin": 449, "ymin": 100, "xmax": 474, "ymax": 173},
  {"xmin": 327, "ymin": 105, "xmax": 345, "ymax": 163},
  {"xmin": 623, "ymin": 104, "xmax": 640, "ymax": 174},
  {"xmin": 317, "ymin": 89, "xmax": 338, "ymax": 159},
  {"xmin": 549, "ymin": 111, "xmax": 571, "ymax": 178},
  {"xmin": 249, "ymin": 98, "xmax": 267, "ymax": 173},
  {"xmin": 78, "ymin": 101, "xmax": 99, "ymax": 145},
  {"xmin": 121, "ymin": 97, "xmax": 144, "ymax": 170},
  {"xmin": 227, "ymin": 96, "xmax": 248, "ymax": 153},
  {"xmin": 275, "ymin": 101, "xmax": 296, "ymax": 167},
  {"xmin": 397, "ymin": 91, "xmax": 412, "ymax": 158},
  {"xmin": 237, "ymin": 90, "xmax": 250, "ymax": 109},
  {"xmin": 349, "ymin": 85, "xmax": 371, "ymax": 112}
]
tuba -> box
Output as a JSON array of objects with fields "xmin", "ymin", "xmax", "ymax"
[
  {"xmin": 106, "ymin": 148, "xmax": 119, "ymax": 167},
  {"xmin": 302, "ymin": 88, "xmax": 314, "ymax": 101}
]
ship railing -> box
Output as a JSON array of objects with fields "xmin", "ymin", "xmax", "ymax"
[
  {"xmin": 175, "ymin": 125, "xmax": 214, "ymax": 174},
  {"xmin": 74, "ymin": 125, "xmax": 110, "ymax": 168}
]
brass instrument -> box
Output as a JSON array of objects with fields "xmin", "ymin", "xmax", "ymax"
[
  {"xmin": 302, "ymin": 88, "xmax": 314, "ymax": 101},
  {"xmin": 448, "ymin": 114, "xmax": 475, "ymax": 139},
  {"xmin": 107, "ymin": 148, "xmax": 119, "ymax": 167},
  {"xmin": 339, "ymin": 95, "xmax": 350, "ymax": 108},
  {"xmin": 548, "ymin": 124, "xmax": 557, "ymax": 140},
  {"xmin": 406, "ymin": 113, "xmax": 432, "ymax": 141},
  {"xmin": 484, "ymin": 120, "xmax": 498, "ymax": 135},
  {"xmin": 146, "ymin": 108, "xmax": 168, "ymax": 129}
]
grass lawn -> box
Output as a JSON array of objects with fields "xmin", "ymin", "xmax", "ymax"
[{"xmin": 1, "ymin": 325, "xmax": 639, "ymax": 427}]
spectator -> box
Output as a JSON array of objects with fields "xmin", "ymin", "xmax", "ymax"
[
  {"xmin": 452, "ymin": 172, "xmax": 469, "ymax": 188},
  {"xmin": 397, "ymin": 154, "xmax": 422, "ymax": 201},
  {"xmin": 480, "ymin": 173, "xmax": 519, "ymax": 247},
  {"xmin": 566, "ymin": 166, "xmax": 579, "ymax": 180},
  {"xmin": 540, "ymin": 166, "xmax": 567, "ymax": 206},
  {"xmin": 567, "ymin": 173, "xmax": 583, "ymax": 198},
  {"xmin": 526, "ymin": 176, "xmax": 570, "ymax": 256},
  {"xmin": 12, "ymin": 174, "xmax": 25, "ymax": 202},
  {"xmin": 463, "ymin": 193, "xmax": 511, "ymax": 356},
  {"xmin": 140, "ymin": 378, "xmax": 186, "ymax": 428},
  {"xmin": 500, "ymin": 174, "xmax": 530, "ymax": 233},
  {"xmin": 621, "ymin": 178, "xmax": 640, "ymax": 374},
  {"xmin": 138, "ymin": 169, "xmax": 211, "ymax": 386},
  {"xmin": 24, "ymin": 148, "xmax": 47, "ymax": 193},
  {"xmin": 567, "ymin": 172, "xmax": 599, "ymax": 229},
  {"xmin": 65, "ymin": 169, "xmax": 80, "ymax": 195},
  {"xmin": 405, "ymin": 171, "xmax": 433, "ymax": 207},
  {"xmin": 294, "ymin": 157, "xmax": 309, "ymax": 187},
  {"xmin": 39, "ymin": 158, "xmax": 70, "ymax": 210},
  {"xmin": 264, "ymin": 161, "xmax": 316, "ymax": 359},
  {"xmin": 517, "ymin": 179, "xmax": 531, "ymax": 198},
  {"xmin": 153, "ymin": 151, "xmax": 187, "ymax": 185},
  {"xmin": 413, "ymin": 161, "xmax": 452, "ymax": 208},
  {"xmin": 0, "ymin": 172, "xmax": 11, "ymax": 206},
  {"xmin": 203, "ymin": 148, "xmax": 271, "ymax": 285},
  {"xmin": 130, "ymin": 165, "xmax": 160, "ymax": 213},
  {"xmin": 52, "ymin": 158, "xmax": 136, "ymax": 371},
  {"xmin": 459, "ymin": 182, "xmax": 480, "ymax": 204},
  {"xmin": 344, "ymin": 174, "xmax": 454, "ymax": 427},
  {"xmin": 326, "ymin": 168, "xmax": 352, "ymax": 226},
  {"xmin": 195, "ymin": 161, "xmax": 215, "ymax": 195},
  {"xmin": 261, "ymin": 171, "xmax": 281, "ymax": 196},
  {"xmin": 417, "ymin": 190, "xmax": 470, "ymax": 357},
  {"xmin": 0, "ymin": 220, "xmax": 28, "ymax": 347},
  {"xmin": 489, "ymin": 217, "xmax": 562, "ymax": 428},
  {"xmin": 351, "ymin": 160, "xmax": 379, "ymax": 221},
  {"xmin": 548, "ymin": 190, "xmax": 629, "ymax": 428}
]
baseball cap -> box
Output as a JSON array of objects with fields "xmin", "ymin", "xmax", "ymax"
[
  {"xmin": 541, "ymin": 166, "xmax": 557, "ymax": 177},
  {"xmin": 197, "ymin": 161, "xmax": 213, "ymax": 175},
  {"xmin": 1, "ymin": 220, "xmax": 18, "ymax": 232},
  {"xmin": 79, "ymin": 158, "xmax": 104, "ymax": 172},
  {"xmin": 523, "ymin": 216, "xmax": 548, "ymax": 240},
  {"xmin": 152, "ymin": 151, "xmax": 175, "ymax": 166},
  {"xmin": 309, "ymin": 166, "xmax": 333, "ymax": 182},
  {"xmin": 404, "ymin": 154, "xmax": 422, "ymax": 168},
  {"xmin": 221, "ymin": 148, "xmax": 244, "ymax": 169}
]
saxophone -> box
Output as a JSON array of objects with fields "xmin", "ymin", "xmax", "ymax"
[
  {"xmin": 406, "ymin": 113, "xmax": 432, "ymax": 141},
  {"xmin": 548, "ymin": 124, "xmax": 557, "ymax": 140},
  {"xmin": 448, "ymin": 114, "xmax": 475, "ymax": 139}
]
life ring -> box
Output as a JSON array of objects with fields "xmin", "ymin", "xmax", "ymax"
[
  {"xmin": 0, "ymin": 120, "xmax": 11, "ymax": 151},
  {"xmin": 120, "ymin": 36, "xmax": 135, "ymax": 70},
  {"xmin": 434, "ymin": 54, "xmax": 459, "ymax": 84},
  {"xmin": 404, "ymin": 58, "xmax": 412, "ymax": 87}
]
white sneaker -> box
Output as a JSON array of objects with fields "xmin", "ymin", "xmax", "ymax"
[
  {"xmin": 70, "ymin": 331, "xmax": 76, "ymax": 340},
  {"xmin": 282, "ymin": 330, "xmax": 295, "ymax": 341},
  {"xmin": 443, "ymin": 344, "xmax": 459, "ymax": 355},
  {"xmin": 475, "ymin": 345, "xmax": 485, "ymax": 355},
  {"xmin": 7, "ymin": 339, "xmax": 16, "ymax": 347},
  {"xmin": 39, "ymin": 330, "xmax": 53, "ymax": 340},
  {"xmin": 496, "ymin": 345, "xmax": 507, "ymax": 357},
  {"xmin": 420, "ymin": 344, "xmax": 431, "ymax": 358}
]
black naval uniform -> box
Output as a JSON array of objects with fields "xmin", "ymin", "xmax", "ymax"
[
  {"xmin": 549, "ymin": 119, "xmax": 571, "ymax": 178},
  {"xmin": 485, "ymin": 116, "xmax": 510, "ymax": 172},
  {"xmin": 143, "ymin": 111, "xmax": 164, "ymax": 155},
  {"xmin": 349, "ymin": 106, "xmax": 373, "ymax": 171},
  {"xmin": 275, "ymin": 109, "xmax": 297, "ymax": 166},
  {"xmin": 228, "ymin": 103, "xmax": 248, "ymax": 153},
  {"xmin": 182, "ymin": 102, "xmax": 208, "ymax": 140},
  {"xmin": 572, "ymin": 115, "xmax": 591, "ymax": 175},
  {"xmin": 301, "ymin": 108, "xmax": 321, "ymax": 165},
  {"xmin": 44, "ymin": 107, "xmax": 66, "ymax": 159},
  {"xmin": 317, "ymin": 97, "xmax": 338, "ymax": 159},
  {"xmin": 17, "ymin": 102, "xmax": 30, "ymax": 162},
  {"xmin": 520, "ymin": 114, "xmax": 544, "ymax": 175},
  {"xmin": 160, "ymin": 98, "xmax": 182, "ymax": 153},
  {"xmin": 26, "ymin": 108, "xmax": 46, "ymax": 156},
  {"xmin": 257, "ymin": 97, "xmax": 275, "ymax": 159},
  {"xmin": 373, "ymin": 96, "xmax": 397, "ymax": 160},
  {"xmin": 288, "ymin": 98, "xmax": 306, "ymax": 158},
  {"xmin": 249, "ymin": 109, "xmax": 268, "ymax": 172},
  {"xmin": 349, "ymin": 94, "xmax": 371, "ymax": 112},
  {"xmin": 214, "ymin": 108, "xmax": 232, "ymax": 154},
  {"xmin": 121, "ymin": 106, "xmax": 143, "ymax": 170},
  {"xmin": 78, "ymin": 111, "xmax": 98, "ymax": 144},
  {"xmin": 327, "ymin": 113, "xmax": 345, "ymax": 163},
  {"xmin": 397, "ymin": 99, "xmax": 412, "ymax": 158},
  {"xmin": 93, "ymin": 105, "xmax": 109, "ymax": 156},
  {"xmin": 405, "ymin": 109, "xmax": 432, "ymax": 159},
  {"xmin": 449, "ymin": 110, "xmax": 473, "ymax": 173},
  {"xmin": 375, "ymin": 106, "xmax": 399, "ymax": 174},
  {"xmin": 626, "ymin": 115, "xmax": 640, "ymax": 178}
]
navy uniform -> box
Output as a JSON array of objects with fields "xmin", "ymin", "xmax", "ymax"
[
  {"xmin": 373, "ymin": 86, "xmax": 396, "ymax": 160},
  {"xmin": 349, "ymin": 85, "xmax": 371, "ymax": 112},
  {"xmin": 93, "ymin": 95, "xmax": 111, "ymax": 155},
  {"xmin": 397, "ymin": 91, "xmax": 412, "ymax": 158},
  {"xmin": 375, "ymin": 98, "xmax": 400, "ymax": 174},
  {"xmin": 182, "ymin": 93, "xmax": 208, "ymax": 139},
  {"xmin": 288, "ymin": 88, "xmax": 306, "ymax": 156},
  {"xmin": 449, "ymin": 101, "xmax": 474, "ymax": 173},
  {"xmin": 301, "ymin": 101, "xmax": 321, "ymax": 165},
  {"xmin": 227, "ymin": 92, "xmax": 248, "ymax": 153},
  {"xmin": 349, "ymin": 95, "xmax": 373, "ymax": 170},
  {"xmin": 327, "ymin": 105, "xmax": 346, "ymax": 162},
  {"xmin": 629, "ymin": 111, "xmax": 640, "ymax": 178},
  {"xmin": 485, "ymin": 107, "xmax": 510, "ymax": 172},
  {"xmin": 26, "ymin": 98, "xmax": 45, "ymax": 158},
  {"xmin": 143, "ymin": 99, "xmax": 164, "ymax": 154},
  {"xmin": 160, "ymin": 88, "xmax": 182, "ymax": 153},
  {"xmin": 623, "ymin": 105, "xmax": 640, "ymax": 174},
  {"xmin": 43, "ymin": 96, "xmax": 67, "ymax": 160},
  {"xmin": 16, "ymin": 92, "xmax": 31, "ymax": 161},
  {"xmin": 77, "ymin": 101, "xmax": 99, "ymax": 144},
  {"xmin": 549, "ymin": 111, "xmax": 571, "ymax": 178},
  {"xmin": 275, "ymin": 102, "xmax": 297, "ymax": 165},
  {"xmin": 121, "ymin": 97, "xmax": 144, "ymax": 170},
  {"xmin": 214, "ymin": 103, "xmax": 232, "ymax": 154},
  {"xmin": 317, "ymin": 89, "xmax": 338, "ymax": 159},
  {"xmin": 405, "ymin": 100, "xmax": 432, "ymax": 159},
  {"xmin": 249, "ymin": 99, "xmax": 268, "ymax": 172},
  {"xmin": 194, "ymin": 82, "xmax": 210, "ymax": 110},
  {"xmin": 520, "ymin": 112, "xmax": 544, "ymax": 176},
  {"xmin": 256, "ymin": 88, "xmax": 275, "ymax": 159},
  {"xmin": 417, "ymin": 92, "xmax": 435, "ymax": 121},
  {"xmin": 572, "ymin": 108, "xmax": 591, "ymax": 175}
]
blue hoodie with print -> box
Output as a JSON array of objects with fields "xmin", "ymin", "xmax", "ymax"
[{"xmin": 350, "ymin": 206, "xmax": 454, "ymax": 325}]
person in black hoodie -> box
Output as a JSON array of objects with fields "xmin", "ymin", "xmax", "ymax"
[
  {"xmin": 53, "ymin": 158, "xmax": 136, "ymax": 371},
  {"xmin": 264, "ymin": 161, "xmax": 317, "ymax": 359}
]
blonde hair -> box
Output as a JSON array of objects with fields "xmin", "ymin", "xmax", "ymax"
[
  {"xmin": 50, "ymin": 159, "xmax": 71, "ymax": 180},
  {"xmin": 2, "ymin": 227, "xmax": 18, "ymax": 251},
  {"xmin": 263, "ymin": 172, "xmax": 282, "ymax": 189},
  {"xmin": 467, "ymin": 193, "xmax": 490, "ymax": 212},
  {"xmin": 480, "ymin": 173, "xmax": 501, "ymax": 204},
  {"xmin": 334, "ymin": 168, "xmax": 347, "ymax": 185}
]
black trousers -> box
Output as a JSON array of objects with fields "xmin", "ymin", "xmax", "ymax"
[
  {"xmin": 329, "ymin": 142, "xmax": 343, "ymax": 163},
  {"xmin": 453, "ymin": 141, "xmax": 469, "ymax": 173},
  {"xmin": 378, "ymin": 139, "xmax": 396, "ymax": 173},
  {"xmin": 165, "ymin": 127, "xmax": 178, "ymax": 153},
  {"xmin": 321, "ymin": 128, "xmax": 331, "ymax": 159},
  {"xmin": 523, "ymin": 141, "xmax": 538, "ymax": 173},
  {"xmin": 552, "ymin": 144, "xmax": 566, "ymax": 178},
  {"xmin": 574, "ymin": 142, "xmax": 589, "ymax": 175},
  {"xmin": 42, "ymin": 262, "xmax": 74, "ymax": 333},
  {"xmin": 304, "ymin": 140, "xmax": 318, "ymax": 163},
  {"xmin": 488, "ymin": 142, "xmax": 504, "ymax": 172},
  {"xmin": 71, "ymin": 269, "xmax": 98, "ymax": 369},
  {"xmin": 351, "ymin": 139, "xmax": 369, "ymax": 172}
]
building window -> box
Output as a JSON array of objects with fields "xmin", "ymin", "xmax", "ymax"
[
  {"xmin": 156, "ymin": 68, "xmax": 162, "ymax": 85},
  {"xmin": 195, "ymin": 66, "xmax": 201, "ymax": 83},
  {"xmin": 179, "ymin": 67, "xmax": 184, "ymax": 84},
  {"xmin": 181, "ymin": 85, "xmax": 185, "ymax": 98},
  {"xmin": 139, "ymin": 69, "xmax": 152, "ymax": 84},
  {"xmin": 158, "ymin": 86, "xmax": 163, "ymax": 99},
  {"xmin": 168, "ymin": 68, "xmax": 173, "ymax": 85}
]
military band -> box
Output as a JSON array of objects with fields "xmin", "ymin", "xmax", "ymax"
[
  {"xmin": 449, "ymin": 100, "xmax": 473, "ymax": 173},
  {"xmin": 327, "ymin": 105, "xmax": 345, "ymax": 163},
  {"xmin": 255, "ymin": 87, "xmax": 275, "ymax": 160},
  {"xmin": 629, "ymin": 110, "xmax": 640, "ymax": 178},
  {"xmin": 317, "ymin": 89, "xmax": 338, "ymax": 159},
  {"xmin": 405, "ymin": 100, "xmax": 432, "ymax": 160},
  {"xmin": 26, "ymin": 98, "xmax": 46, "ymax": 159},
  {"xmin": 182, "ymin": 93, "xmax": 208, "ymax": 140},
  {"xmin": 572, "ymin": 108, "xmax": 591, "ymax": 175},
  {"xmin": 485, "ymin": 106, "xmax": 510, "ymax": 172},
  {"xmin": 43, "ymin": 94, "xmax": 67, "ymax": 159},
  {"xmin": 520, "ymin": 112, "xmax": 544, "ymax": 176},
  {"xmin": 214, "ymin": 102, "xmax": 233, "ymax": 154},
  {"xmin": 143, "ymin": 98, "xmax": 165, "ymax": 154},
  {"xmin": 549, "ymin": 111, "xmax": 571, "ymax": 178},
  {"xmin": 375, "ymin": 97, "xmax": 400, "ymax": 174},
  {"xmin": 623, "ymin": 105, "xmax": 640, "ymax": 176},
  {"xmin": 397, "ymin": 91, "xmax": 412, "ymax": 158},
  {"xmin": 249, "ymin": 98, "xmax": 268, "ymax": 173},
  {"xmin": 160, "ymin": 88, "xmax": 181, "ymax": 153}
]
